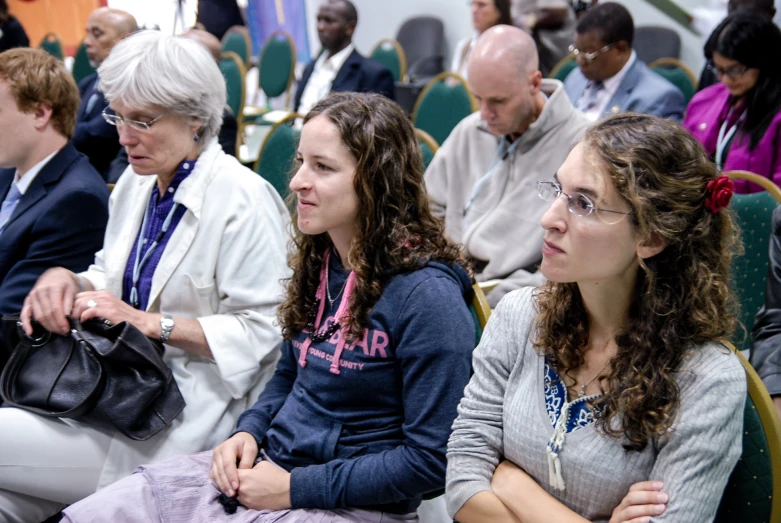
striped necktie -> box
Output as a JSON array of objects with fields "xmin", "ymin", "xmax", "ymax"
[
  {"xmin": 0, "ymin": 183, "xmax": 22, "ymax": 233},
  {"xmin": 85, "ymin": 79, "xmax": 101, "ymax": 115},
  {"xmin": 577, "ymin": 80, "xmax": 604, "ymax": 112}
]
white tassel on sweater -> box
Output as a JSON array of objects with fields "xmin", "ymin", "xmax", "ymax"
[{"xmin": 547, "ymin": 399, "xmax": 569, "ymax": 491}]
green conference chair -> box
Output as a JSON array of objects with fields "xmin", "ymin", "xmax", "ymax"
[
  {"xmin": 221, "ymin": 26, "xmax": 252, "ymax": 69},
  {"xmin": 39, "ymin": 32, "xmax": 64, "ymax": 61},
  {"xmin": 219, "ymin": 52, "xmax": 247, "ymax": 157},
  {"xmin": 726, "ymin": 171, "xmax": 781, "ymax": 352},
  {"xmin": 370, "ymin": 38, "xmax": 407, "ymax": 83},
  {"xmin": 72, "ymin": 40, "xmax": 96, "ymax": 85},
  {"xmin": 253, "ymin": 113, "xmax": 302, "ymax": 200},
  {"xmin": 714, "ymin": 342, "xmax": 781, "ymax": 523},
  {"xmin": 415, "ymin": 128, "xmax": 438, "ymax": 170},
  {"xmin": 549, "ymin": 54, "xmax": 577, "ymax": 82},
  {"xmin": 411, "ymin": 72, "xmax": 477, "ymax": 147},
  {"xmin": 650, "ymin": 57, "xmax": 697, "ymax": 104},
  {"xmin": 244, "ymin": 31, "xmax": 297, "ymax": 121}
]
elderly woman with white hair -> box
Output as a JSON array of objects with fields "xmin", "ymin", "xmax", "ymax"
[{"xmin": 0, "ymin": 30, "xmax": 291, "ymax": 522}]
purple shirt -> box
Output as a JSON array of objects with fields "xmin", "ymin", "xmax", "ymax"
[
  {"xmin": 122, "ymin": 161, "xmax": 194, "ymax": 310},
  {"xmin": 684, "ymin": 83, "xmax": 781, "ymax": 193}
]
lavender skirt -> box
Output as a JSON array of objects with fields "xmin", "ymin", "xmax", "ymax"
[{"xmin": 62, "ymin": 451, "xmax": 419, "ymax": 523}]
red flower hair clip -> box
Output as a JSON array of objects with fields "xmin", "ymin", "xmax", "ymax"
[{"xmin": 705, "ymin": 175, "xmax": 734, "ymax": 213}]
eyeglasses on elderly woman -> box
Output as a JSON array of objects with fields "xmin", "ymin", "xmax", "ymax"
[
  {"xmin": 102, "ymin": 110, "xmax": 166, "ymax": 132},
  {"xmin": 537, "ymin": 178, "xmax": 633, "ymax": 224}
]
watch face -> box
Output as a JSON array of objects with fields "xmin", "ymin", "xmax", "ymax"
[{"xmin": 161, "ymin": 317, "xmax": 175, "ymax": 329}]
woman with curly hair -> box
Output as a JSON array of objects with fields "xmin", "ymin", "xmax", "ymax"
[
  {"xmin": 62, "ymin": 91, "xmax": 476, "ymax": 522},
  {"xmin": 446, "ymin": 113, "xmax": 746, "ymax": 523}
]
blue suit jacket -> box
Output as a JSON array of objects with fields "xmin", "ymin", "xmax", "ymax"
[
  {"xmin": 294, "ymin": 49, "xmax": 395, "ymax": 112},
  {"xmin": 74, "ymin": 73, "xmax": 121, "ymax": 180},
  {"xmin": 0, "ymin": 143, "xmax": 109, "ymax": 356},
  {"xmin": 563, "ymin": 58, "xmax": 686, "ymax": 122}
]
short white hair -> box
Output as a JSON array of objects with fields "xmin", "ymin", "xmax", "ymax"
[{"xmin": 98, "ymin": 30, "xmax": 226, "ymax": 143}]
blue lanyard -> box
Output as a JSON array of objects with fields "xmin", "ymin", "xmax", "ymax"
[
  {"xmin": 463, "ymin": 137, "xmax": 522, "ymax": 220},
  {"xmin": 129, "ymin": 197, "xmax": 180, "ymax": 309}
]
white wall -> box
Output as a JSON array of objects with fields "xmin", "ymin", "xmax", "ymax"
[
  {"xmin": 108, "ymin": 0, "xmax": 197, "ymax": 34},
  {"xmin": 304, "ymin": 0, "xmax": 472, "ymax": 66}
]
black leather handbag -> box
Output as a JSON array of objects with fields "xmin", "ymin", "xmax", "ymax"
[{"xmin": 0, "ymin": 316, "xmax": 185, "ymax": 440}]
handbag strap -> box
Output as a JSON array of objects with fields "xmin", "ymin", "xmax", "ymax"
[{"xmin": 0, "ymin": 323, "xmax": 106, "ymax": 419}]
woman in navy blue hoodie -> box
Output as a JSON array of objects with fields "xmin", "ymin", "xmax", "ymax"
[{"xmin": 63, "ymin": 92, "xmax": 476, "ymax": 522}]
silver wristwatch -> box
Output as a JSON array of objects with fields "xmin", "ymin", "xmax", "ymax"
[{"xmin": 160, "ymin": 315, "xmax": 175, "ymax": 344}]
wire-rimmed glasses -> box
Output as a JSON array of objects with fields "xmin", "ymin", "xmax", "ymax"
[
  {"xmin": 102, "ymin": 110, "xmax": 165, "ymax": 131},
  {"xmin": 537, "ymin": 178, "xmax": 632, "ymax": 225},
  {"xmin": 568, "ymin": 43, "xmax": 615, "ymax": 64}
]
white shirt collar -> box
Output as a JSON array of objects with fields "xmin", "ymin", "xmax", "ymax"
[
  {"xmin": 15, "ymin": 149, "xmax": 60, "ymax": 195},
  {"xmin": 316, "ymin": 43, "xmax": 355, "ymax": 75}
]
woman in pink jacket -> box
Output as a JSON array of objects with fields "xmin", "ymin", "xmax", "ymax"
[{"xmin": 683, "ymin": 10, "xmax": 781, "ymax": 193}]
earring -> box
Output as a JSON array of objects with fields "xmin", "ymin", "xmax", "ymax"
[{"xmin": 193, "ymin": 134, "xmax": 200, "ymax": 142}]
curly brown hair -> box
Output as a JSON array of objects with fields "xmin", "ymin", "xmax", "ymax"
[
  {"xmin": 278, "ymin": 92, "xmax": 469, "ymax": 340},
  {"xmin": 535, "ymin": 113, "xmax": 739, "ymax": 451}
]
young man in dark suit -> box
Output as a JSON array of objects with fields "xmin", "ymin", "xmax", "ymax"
[
  {"xmin": 0, "ymin": 48, "xmax": 109, "ymax": 365},
  {"xmin": 294, "ymin": 0, "xmax": 395, "ymax": 115},
  {"xmin": 75, "ymin": 7, "xmax": 137, "ymax": 179}
]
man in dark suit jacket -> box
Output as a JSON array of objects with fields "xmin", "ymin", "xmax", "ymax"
[
  {"xmin": 294, "ymin": 0, "xmax": 395, "ymax": 115},
  {"xmin": 0, "ymin": 49, "xmax": 109, "ymax": 365},
  {"xmin": 74, "ymin": 8, "xmax": 137, "ymax": 179}
]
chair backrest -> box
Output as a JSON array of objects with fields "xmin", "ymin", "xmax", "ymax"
[
  {"xmin": 39, "ymin": 32, "xmax": 64, "ymax": 61},
  {"xmin": 649, "ymin": 57, "xmax": 697, "ymax": 104},
  {"xmin": 221, "ymin": 26, "xmax": 252, "ymax": 69},
  {"xmin": 549, "ymin": 54, "xmax": 578, "ymax": 82},
  {"xmin": 253, "ymin": 113, "xmax": 302, "ymax": 199},
  {"xmin": 258, "ymin": 31, "xmax": 296, "ymax": 107},
  {"xmin": 412, "ymin": 72, "xmax": 477, "ymax": 146},
  {"xmin": 726, "ymin": 171, "xmax": 781, "ymax": 351},
  {"xmin": 469, "ymin": 283, "xmax": 491, "ymax": 345},
  {"xmin": 219, "ymin": 52, "xmax": 247, "ymax": 127},
  {"xmin": 634, "ymin": 26, "xmax": 681, "ymax": 65},
  {"xmin": 715, "ymin": 342, "xmax": 781, "ymax": 523},
  {"xmin": 72, "ymin": 40, "xmax": 96, "ymax": 85},
  {"xmin": 415, "ymin": 128, "xmax": 439, "ymax": 170},
  {"xmin": 370, "ymin": 39, "xmax": 407, "ymax": 83},
  {"xmin": 395, "ymin": 16, "xmax": 444, "ymax": 80}
]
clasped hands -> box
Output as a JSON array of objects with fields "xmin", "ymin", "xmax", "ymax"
[{"xmin": 210, "ymin": 431, "xmax": 292, "ymax": 511}]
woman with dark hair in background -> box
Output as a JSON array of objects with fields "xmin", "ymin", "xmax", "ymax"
[
  {"xmin": 684, "ymin": 10, "xmax": 781, "ymax": 193},
  {"xmin": 62, "ymin": 91, "xmax": 476, "ymax": 522},
  {"xmin": 452, "ymin": 0, "xmax": 513, "ymax": 80},
  {"xmin": 0, "ymin": 0, "xmax": 29, "ymax": 52}
]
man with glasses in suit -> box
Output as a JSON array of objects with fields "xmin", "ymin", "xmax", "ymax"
[{"xmin": 562, "ymin": 2, "xmax": 685, "ymax": 122}]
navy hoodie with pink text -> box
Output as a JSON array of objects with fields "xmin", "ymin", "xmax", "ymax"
[{"xmin": 234, "ymin": 254, "xmax": 475, "ymax": 514}]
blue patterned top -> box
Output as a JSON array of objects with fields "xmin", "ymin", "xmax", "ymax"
[
  {"xmin": 121, "ymin": 160, "xmax": 194, "ymax": 310},
  {"xmin": 544, "ymin": 357, "xmax": 599, "ymax": 433}
]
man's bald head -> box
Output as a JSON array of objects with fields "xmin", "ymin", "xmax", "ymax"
[
  {"xmin": 182, "ymin": 28, "xmax": 222, "ymax": 63},
  {"xmin": 85, "ymin": 8, "xmax": 138, "ymax": 67},
  {"xmin": 468, "ymin": 25, "xmax": 539, "ymax": 81},
  {"xmin": 467, "ymin": 25, "xmax": 544, "ymax": 138}
]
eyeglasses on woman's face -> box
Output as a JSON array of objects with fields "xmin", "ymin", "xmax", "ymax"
[
  {"xmin": 102, "ymin": 110, "xmax": 166, "ymax": 132},
  {"xmin": 537, "ymin": 178, "xmax": 632, "ymax": 224},
  {"xmin": 706, "ymin": 61, "xmax": 750, "ymax": 80},
  {"xmin": 568, "ymin": 43, "xmax": 615, "ymax": 64}
]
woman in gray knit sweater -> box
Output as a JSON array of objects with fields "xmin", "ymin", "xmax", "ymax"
[{"xmin": 446, "ymin": 114, "xmax": 747, "ymax": 523}]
